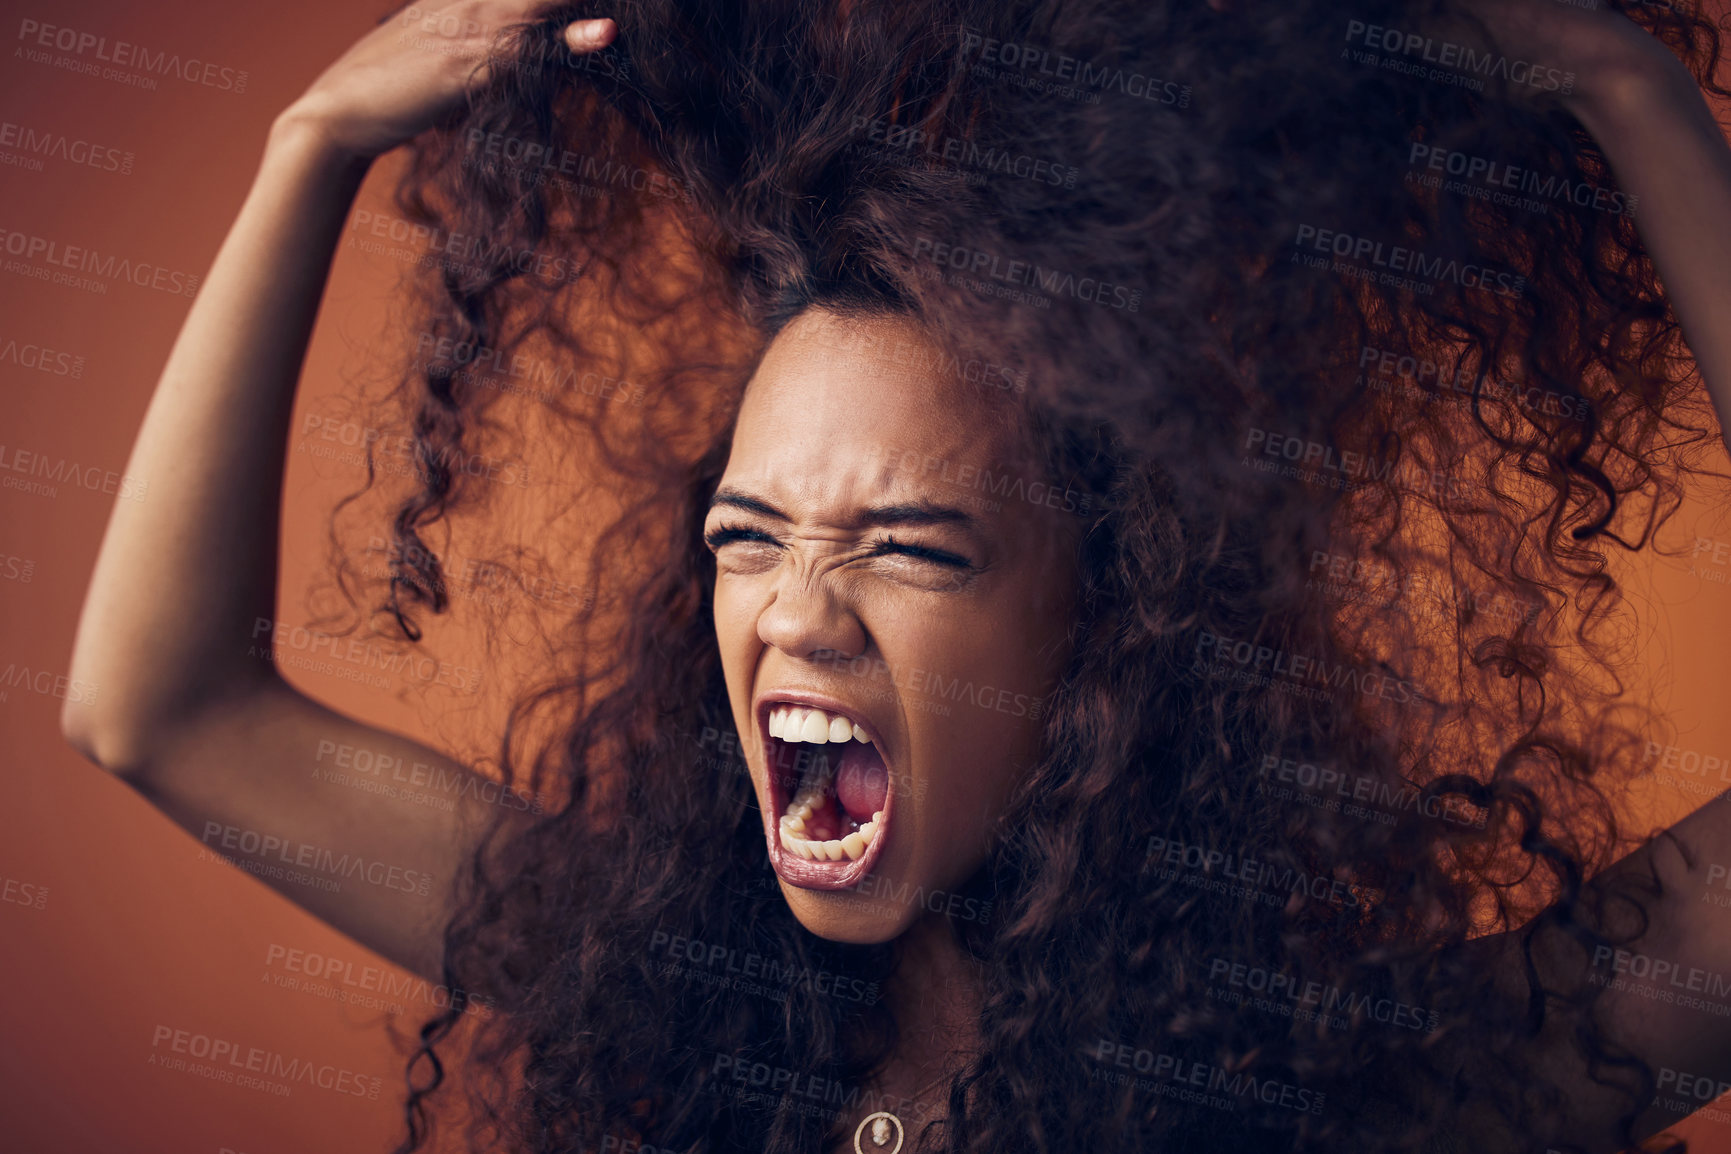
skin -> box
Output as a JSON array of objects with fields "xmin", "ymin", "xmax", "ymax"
[
  {"xmin": 1388, "ymin": 3, "xmax": 1731, "ymax": 1150},
  {"xmin": 704, "ymin": 309, "xmax": 1081, "ymax": 1140},
  {"xmin": 52, "ymin": 0, "xmax": 1731, "ymax": 1149},
  {"xmin": 706, "ymin": 308, "xmax": 1078, "ymax": 945},
  {"xmin": 56, "ymin": 0, "xmax": 619, "ymax": 985}
]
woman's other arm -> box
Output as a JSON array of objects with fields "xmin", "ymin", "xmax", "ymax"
[
  {"xmin": 1419, "ymin": 2, "xmax": 1731, "ymax": 1147},
  {"xmin": 60, "ymin": 2, "xmax": 617, "ymax": 980}
]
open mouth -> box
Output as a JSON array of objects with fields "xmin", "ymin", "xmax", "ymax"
[{"xmin": 758, "ymin": 696, "xmax": 893, "ymax": 891}]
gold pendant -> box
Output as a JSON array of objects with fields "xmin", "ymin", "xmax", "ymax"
[{"xmin": 852, "ymin": 1110, "xmax": 904, "ymax": 1154}]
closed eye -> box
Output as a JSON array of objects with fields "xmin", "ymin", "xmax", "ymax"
[
  {"xmin": 864, "ymin": 536, "xmax": 973, "ymax": 569},
  {"xmin": 704, "ymin": 525, "xmax": 781, "ymax": 551},
  {"xmin": 703, "ymin": 525, "xmax": 975, "ymax": 572}
]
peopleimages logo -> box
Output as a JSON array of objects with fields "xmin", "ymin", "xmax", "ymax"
[
  {"xmin": 2, "ymin": 872, "xmax": 48, "ymax": 911},
  {"xmin": 249, "ymin": 616, "xmax": 483, "ymax": 693},
  {"xmin": 15, "ymin": 18, "xmax": 249, "ymax": 92},
  {"xmin": 848, "ymin": 115, "xmax": 1081, "ymax": 189},
  {"xmin": 1257, "ymin": 753, "xmax": 1487, "ymax": 829},
  {"xmin": 0, "ymin": 120, "xmax": 134, "ymax": 175},
  {"xmin": 911, "ymin": 235, "xmax": 1141, "ymax": 312},
  {"xmin": 1658, "ymin": 1066, "xmax": 1731, "ymax": 1109},
  {"xmin": 1089, "ymin": 1040, "xmax": 1326, "ymax": 1115},
  {"xmin": 0, "ymin": 334, "xmax": 85, "ymax": 378},
  {"xmin": 199, "ymin": 820, "xmax": 435, "ymax": 897},
  {"xmin": 1293, "ymin": 223, "xmax": 1526, "ymax": 298},
  {"xmin": 1207, "ymin": 957, "xmax": 1440, "ymax": 1032},
  {"xmin": 1590, "ymin": 946, "xmax": 1731, "ymax": 1004},
  {"xmin": 961, "ymin": 30, "xmax": 1192, "ymax": 107},
  {"xmin": 649, "ymin": 930, "xmax": 881, "ymax": 1004},
  {"xmin": 1342, "ymin": 18, "xmax": 1574, "ymax": 95},
  {"xmin": 1406, "ymin": 142, "xmax": 1636, "ymax": 219},
  {"xmin": 263, "ymin": 943, "xmax": 493, "ymax": 1017},
  {"xmin": 1144, "ymin": 834, "xmax": 1382, "ymax": 910},
  {"xmin": 148, "ymin": 1025, "xmax": 381, "ymax": 1099},
  {"xmin": 347, "ymin": 209, "xmax": 579, "ymax": 284},
  {"xmin": 0, "ymin": 659, "xmax": 97, "ymax": 704},
  {"xmin": 1355, "ymin": 344, "xmax": 1591, "ymax": 424},
  {"xmin": 462, "ymin": 129, "xmax": 692, "ymax": 203},
  {"xmin": 0, "ymin": 227, "xmax": 200, "ymax": 297},
  {"xmin": 0, "ymin": 443, "xmax": 148, "ymax": 501}
]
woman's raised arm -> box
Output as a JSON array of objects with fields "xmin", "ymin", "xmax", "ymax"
[
  {"xmin": 59, "ymin": 2, "xmax": 617, "ymax": 979},
  {"xmin": 1417, "ymin": 2, "xmax": 1731, "ymax": 1147}
]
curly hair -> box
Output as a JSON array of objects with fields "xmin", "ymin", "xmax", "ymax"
[{"xmin": 335, "ymin": 0, "xmax": 1731, "ymax": 1150}]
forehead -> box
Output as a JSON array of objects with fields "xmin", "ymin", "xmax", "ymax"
[{"xmin": 723, "ymin": 310, "xmax": 1016, "ymax": 511}]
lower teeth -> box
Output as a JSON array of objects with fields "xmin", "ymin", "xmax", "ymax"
[{"xmin": 778, "ymin": 765, "xmax": 884, "ymax": 863}]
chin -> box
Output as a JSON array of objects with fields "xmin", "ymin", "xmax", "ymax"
[
  {"xmin": 776, "ymin": 882, "xmax": 921, "ymax": 944},
  {"xmin": 745, "ymin": 689, "xmax": 997, "ymax": 943}
]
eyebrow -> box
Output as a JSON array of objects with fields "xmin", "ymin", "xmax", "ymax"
[{"xmin": 709, "ymin": 487, "xmax": 975, "ymax": 528}]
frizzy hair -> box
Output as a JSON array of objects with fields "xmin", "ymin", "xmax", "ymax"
[{"xmin": 344, "ymin": 0, "xmax": 1731, "ymax": 1151}]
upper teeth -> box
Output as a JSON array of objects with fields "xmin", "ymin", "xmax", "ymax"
[{"xmin": 768, "ymin": 705, "xmax": 870, "ymax": 745}]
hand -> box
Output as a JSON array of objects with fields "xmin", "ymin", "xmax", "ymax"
[{"xmin": 275, "ymin": 0, "xmax": 617, "ymax": 162}]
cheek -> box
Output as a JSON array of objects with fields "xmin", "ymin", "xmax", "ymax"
[
  {"xmin": 711, "ymin": 580, "xmax": 761, "ymax": 663},
  {"xmin": 917, "ymin": 692, "xmax": 1032, "ymax": 813},
  {"xmin": 711, "ymin": 582, "xmax": 762, "ymax": 734},
  {"xmin": 893, "ymin": 622, "xmax": 1049, "ymax": 826},
  {"xmin": 899, "ymin": 613, "xmax": 1052, "ymax": 701}
]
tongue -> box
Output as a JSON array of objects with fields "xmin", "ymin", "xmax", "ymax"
[{"xmin": 835, "ymin": 742, "xmax": 888, "ymax": 823}]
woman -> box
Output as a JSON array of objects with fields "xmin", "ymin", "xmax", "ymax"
[{"xmin": 60, "ymin": 0, "xmax": 1731, "ymax": 1150}]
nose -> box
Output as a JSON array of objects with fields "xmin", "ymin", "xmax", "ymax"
[{"xmin": 756, "ymin": 566, "xmax": 868, "ymax": 664}]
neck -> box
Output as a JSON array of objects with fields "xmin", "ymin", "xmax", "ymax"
[{"xmin": 877, "ymin": 912, "xmax": 982, "ymax": 1114}]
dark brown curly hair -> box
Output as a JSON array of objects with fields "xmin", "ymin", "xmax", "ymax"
[{"xmin": 334, "ymin": 0, "xmax": 1731, "ymax": 1150}]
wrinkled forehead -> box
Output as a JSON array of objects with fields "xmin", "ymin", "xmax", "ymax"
[{"xmin": 726, "ymin": 309, "xmax": 1025, "ymax": 513}]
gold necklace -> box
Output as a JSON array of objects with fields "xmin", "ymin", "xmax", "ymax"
[
  {"xmin": 852, "ymin": 1110, "xmax": 904, "ymax": 1154},
  {"xmin": 850, "ymin": 1062, "xmax": 951, "ymax": 1154},
  {"xmin": 847, "ymin": 1039, "xmax": 961, "ymax": 1153}
]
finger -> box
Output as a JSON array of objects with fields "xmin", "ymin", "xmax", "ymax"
[
  {"xmin": 563, "ymin": 17, "xmax": 617, "ymax": 54},
  {"xmin": 470, "ymin": 14, "xmax": 612, "ymax": 92}
]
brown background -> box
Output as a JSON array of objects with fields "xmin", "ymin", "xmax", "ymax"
[{"xmin": 4, "ymin": 2, "xmax": 1731, "ymax": 1151}]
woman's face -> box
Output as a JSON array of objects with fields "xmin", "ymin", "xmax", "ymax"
[{"xmin": 705, "ymin": 307, "xmax": 1080, "ymax": 943}]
